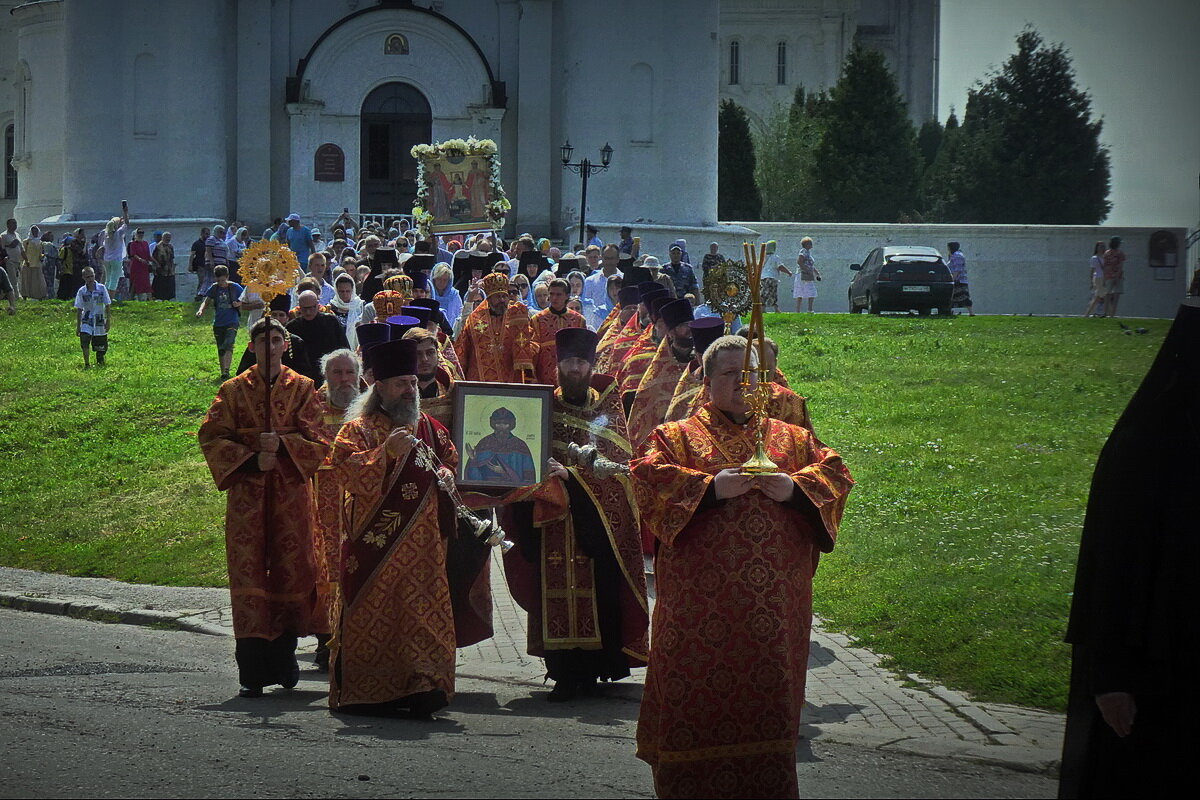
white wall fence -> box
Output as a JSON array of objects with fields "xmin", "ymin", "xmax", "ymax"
[{"xmin": 581, "ymin": 222, "xmax": 1194, "ymax": 319}]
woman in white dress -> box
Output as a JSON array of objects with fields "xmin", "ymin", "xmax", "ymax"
[{"xmin": 793, "ymin": 236, "xmax": 820, "ymax": 313}]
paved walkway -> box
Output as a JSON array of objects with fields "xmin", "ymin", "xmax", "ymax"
[{"xmin": 0, "ymin": 552, "xmax": 1063, "ymax": 774}]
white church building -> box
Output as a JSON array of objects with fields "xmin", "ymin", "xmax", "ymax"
[{"xmin": 0, "ymin": 0, "xmax": 939, "ymax": 237}]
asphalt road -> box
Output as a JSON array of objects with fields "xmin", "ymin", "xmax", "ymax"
[{"xmin": 0, "ymin": 610, "xmax": 1057, "ymax": 798}]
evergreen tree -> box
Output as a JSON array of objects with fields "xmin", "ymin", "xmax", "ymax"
[
  {"xmin": 947, "ymin": 28, "xmax": 1111, "ymax": 224},
  {"xmin": 718, "ymin": 99, "xmax": 763, "ymax": 221},
  {"xmin": 813, "ymin": 43, "xmax": 921, "ymax": 222},
  {"xmin": 756, "ymin": 86, "xmax": 830, "ymax": 221},
  {"xmin": 917, "ymin": 118, "xmax": 943, "ymax": 169},
  {"xmin": 918, "ymin": 110, "xmax": 964, "ymax": 221}
]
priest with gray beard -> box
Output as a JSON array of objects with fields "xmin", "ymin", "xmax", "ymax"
[
  {"xmin": 329, "ymin": 339, "xmax": 490, "ymax": 715},
  {"xmin": 310, "ymin": 348, "xmax": 363, "ymax": 670}
]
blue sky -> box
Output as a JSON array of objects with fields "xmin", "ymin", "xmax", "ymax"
[{"xmin": 939, "ymin": 0, "xmax": 1199, "ymax": 231}]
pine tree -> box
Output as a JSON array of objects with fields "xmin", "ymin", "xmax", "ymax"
[
  {"xmin": 755, "ymin": 86, "xmax": 830, "ymax": 221},
  {"xmin": 947, "ymin": 28, "xmax": 1111, "ymax": 224},
  {"xmin": 813, "ymin": 43, "xmax": 921, "ymax": 222},
  {"xmin": 917, "ymin": 118, "xmax": 943, "ymax": 169},
  {"xmin": 718, "ymin": 99, "xmax": 763, "ymax": 221},
  {"xmin": 918, "ymin": 110, "xmax": 964, "ymax": 221}
]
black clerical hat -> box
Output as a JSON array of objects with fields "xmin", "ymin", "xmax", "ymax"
[
  {"xmin": 357, "ymin": 322, "xmax": 391, "ymax": 352},
  {"xmin": 688, "ymin": 317, "xmax": 725, "ymax": 356},
  {"xmin": 408, "ymin": 270, "xmax": 431, "ymax": 291},
  {"xmin": 385, "ymin": 314, "xmax": 421, "ymax": 338},
  {"xmin": 401, "ymin": 306, "xmax": 433, "ymax": 326},
  {"xmin": 269, "ymin": 293, "xmax": 292, "ymax": 313},
  {"xmin": 617, "ymin": 285, "xmax": 641, "ymax": 307},
  {"xmin": 409, "ymin": 297, "xmax": 440, "ymax": 312},
  {"xmin": 556, "ymin": 327, "xmax": 599, "ymax": 364},
  {"xmin": 637, "ymin": 281, "xmax": 663, "ymax": 296},
  {"xmin": 649, "ymin": 296, "xmax": 672, "ymax": 321},
  {"xmin": 368, "ymin": 338, "xmax": 419, "ymax": 381},
  {"xmin": 406, "ymin": 253, "xmax": 436, "ymax": 274},
  {"xmin": 641, "ymin": 288, "xmax": 669, "ymax": 309},
  {"xmin": 660, "ymin": 298, "xmax": 694, "ymax": 329}
]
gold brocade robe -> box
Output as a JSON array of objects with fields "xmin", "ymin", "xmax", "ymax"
[
  {"xmin": 436, "ymin": 329, "xmax": 464, "ymax": 380},
  {"xmin": 328, "ymin": 412, "xmax": 460, "ymax": 708},
  {"xmin": 530, "ymin": 306, "xmax": 588, "ymax": 385},
  {"xmin": 625, "ymin": 338, "xmax": 692, "ymax": 449},
  {"xmin": 595, "ymin": 315, "xmax": 643, "ymax": 377},
  {"xmin": 311, "ymin": 392, "xmax": 348, "ymax": 635},
  {"xmin": 631, "ymin": 405, "xmax": 854, "ymax": 799},
  {"xmin": 615, "ymin": 327, "xmax": 658, "ymax": 397},
  {"xmin": 454, "ymin": 301, "xmax": 538, "ymax": 383},
  {"xmin": 198, "ymin": 366, "xmax": 330, "ymax": 640}
]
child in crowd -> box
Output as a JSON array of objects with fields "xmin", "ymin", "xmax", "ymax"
[
  {"xmin": 196, "ymin": 265, "xmax": 244, "ymax": 380},
  {"xmin": 74, "ymin": 266, "xmax": 112, "ymax": 367}
]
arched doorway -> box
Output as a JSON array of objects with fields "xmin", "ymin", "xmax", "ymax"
[{"xmin": 360, "ymin": 82, "xmax": 431, "ymax": 214}]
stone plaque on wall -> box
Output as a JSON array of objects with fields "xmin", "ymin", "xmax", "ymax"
[{"xmin": 314, "ymin": 143, "xmax": 345, "ymax": 182}]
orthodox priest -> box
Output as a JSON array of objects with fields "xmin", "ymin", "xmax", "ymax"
[
  {"xmin": 454, "ymin": 272, "xmax": 538, "ymax": 383},
  {"xmin": 666, "ymin": 322, "xmax": 811, "ymax": 431},
  {"xmin": 199, "ymin": 316, "xmax": 331, "ymax": 697},
  {"xmin": 631, "ymin": 335, "xmax": 854, "ymax": 798},
  {"xmin": 502, "ymin": 328, "xmax": 649, "ymax": 700},
  {"xmin": 328, "ymin": 338, "xmax": 463, "ymax": 717},
  {"xmin": 626, "ymin": 298, "xmax": 695, "ymax": 448},
  {"xmin": 310, "ymin": 347, "xmax": 362, "ymax": 670}
]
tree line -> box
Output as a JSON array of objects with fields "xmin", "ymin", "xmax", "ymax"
[{"xmin": 718, "ymin": 28, "xmax": 1112, "ymax": 225}]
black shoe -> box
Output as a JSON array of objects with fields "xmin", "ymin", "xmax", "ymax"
[
  {"xmin": 219, "ymin": 372, "xmax": 230, "ymax": 381},
  {"xmin": 547, "ymin": 680, "xmax": 578, "ymax": 703},
  {"xmin": 279, "ymin": 657, "xmax": 300, "ymax": 689},
  {"xmin": 402, "ymin": 689, "xmax": 449, "ymax": 717},
  {"xmin": 238, "ymin": 686, "xmax": 264, "ymax": 698}
]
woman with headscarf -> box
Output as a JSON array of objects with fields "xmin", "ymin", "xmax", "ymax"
[
  {"xmin": 39, "ymin": 230, "xmax": 60, "ymax": 298},
  {"xmin": 127, "ymin": 227, "xmax": 154, "ymax": 300},
  {"xmin": 328, "ymin": 273, "xmax": 364, "ymax": 350},
  {"xmin": 19, "ymin": 224, "xmax": 46, "ymax": 299},
  {"xmin": 228, "ymin": 227, "xmax": 250, "ymax": 284},
  {"xmin": 57, "ymin": 228, "xmax": 87, "ymax": 301},
  {"xmin": 1058, "ymin": 299, "xmax": 1200, "ymax": 798},
  {"xmin": 152, "ymin": 231, "xmax": 176, "ymax": 300}
]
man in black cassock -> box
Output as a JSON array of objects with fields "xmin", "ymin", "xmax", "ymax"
[
  {"xmin": 1058, "ymin": 298, "xmax": 1199, "ymax": 798},
  {"xmin": 286, "ymin": 290, "xmax": 349, "ymax": 385}
]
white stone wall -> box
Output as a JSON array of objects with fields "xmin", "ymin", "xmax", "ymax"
[
  {"xmin": 10, "ymin": 0, "xmax": 64, "ymax": 227},
  {"xmin": 583, "ymin": 220, "xmax": 1192, "ymax": 319}
]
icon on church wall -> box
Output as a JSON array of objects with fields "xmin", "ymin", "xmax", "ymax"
[
  {"xmin": 384, "ymin": 33, "xmax": 409, "ymax": 55},
  {"xmin": 411, "ymin": 139, "xmax": 510, "ymax": 236},
  {"xmin": 453, "ymin": 381, "xmax": 552, "ymax": 489}
]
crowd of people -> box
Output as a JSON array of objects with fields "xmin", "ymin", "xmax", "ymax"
[{"xmin": 196, "ymin": 217, "xmax": 856, "ymax": 799}]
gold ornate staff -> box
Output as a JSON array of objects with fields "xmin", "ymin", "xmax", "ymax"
[{"xmin": 739, "ymin": 242, "xmax": 779, "ymax": 474}]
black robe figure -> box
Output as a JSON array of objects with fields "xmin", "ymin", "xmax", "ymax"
[{"xmin": 1058, "ymin": 299, "xmax": 1200, "ymax": 798}]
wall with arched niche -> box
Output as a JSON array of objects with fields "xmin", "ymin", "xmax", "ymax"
[{"xmin": 288, "ymin": 7, "xmax": 503, "ymax": 221}]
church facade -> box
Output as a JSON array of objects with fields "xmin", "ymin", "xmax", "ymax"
[{"xmin": 0, "ymin": 0, "xmax": 937, "ymax": 236}]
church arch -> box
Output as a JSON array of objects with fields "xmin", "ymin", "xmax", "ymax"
[{"xmin": 360, "ymin": 82, "xmax": 431, "ymax": 213}]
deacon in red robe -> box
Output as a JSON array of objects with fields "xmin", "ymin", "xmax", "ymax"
[
  {"xmin": 310, "ymin": 347, "xmax": 363, "ymax": 670},
  {"xmin": 626, "ymin": 298, "xmax": 696, "ymax": 449},
  {"xmin": 530, "ymin": 278, "xmax": 588, "ymax": 385},
  {"xmin": 631, "ymin": 335, "xmax": 854, "ymax": 799},
  {"xmin": 454, "ymin": 272, "xmax": 538, "ymax": 383},
  {"xmin": 199, "ymin": 317, "xmax": 331, "ymax": 697},
  {"xmin": 498, "ymin": 328, "xmax": 650, "ymax": 700},
  {"xmin": 615, "ymin": 293, "xmax": 673, "ymax": 416},
  {"xmin": 328, "ymin": 338, "xmax": 482, "ymax": 716},
  {"xmin": 596, "ymin": 282, "xmax": 665, "ymax": 380}
]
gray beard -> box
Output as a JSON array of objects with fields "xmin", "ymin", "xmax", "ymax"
[
  {"xmin": 382, "ymin": 395, "xmax": 421, "ymax": 427},
  {"xmin": 326, "ymin": 383, "xmax": 361, "ymax": 410}
]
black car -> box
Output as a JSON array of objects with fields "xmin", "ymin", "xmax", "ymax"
[{"xmin": 848, "ymin": 246, "xmax": 954, "ymax": 315}]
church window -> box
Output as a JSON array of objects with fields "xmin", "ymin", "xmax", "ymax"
[
  {"xmin": 385, "ymin": 33, "xmax": 409, "ymax": 55},
  {"xmin": 4, "ymin": 125, "xmax": 15, "ymax": 198},
  {"xmin": 777, "ymin": 41, "xmax": 787, "ymax": 85},
  {"xmin": 729, "ymin": 40, "xmax": 740, "ymax": 85}
]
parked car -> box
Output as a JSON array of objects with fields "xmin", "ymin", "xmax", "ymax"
[{"xmin": 848, "ymin": 246, "xmax": 954, "ymax": 315}]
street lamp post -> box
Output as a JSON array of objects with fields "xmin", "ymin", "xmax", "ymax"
[{"xmin": 560, "ymin": 140, "xmax": 613, "ymax": 249}]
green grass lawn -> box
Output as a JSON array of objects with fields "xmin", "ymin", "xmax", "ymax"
[{"xmin": 0, "ymin": 302, "xmax": 1165, "ymax": 710}]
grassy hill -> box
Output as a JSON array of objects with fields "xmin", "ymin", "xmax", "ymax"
[{"xmin": 0, "ymin": 301, "xmax": 1167, "ymax": 709}]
